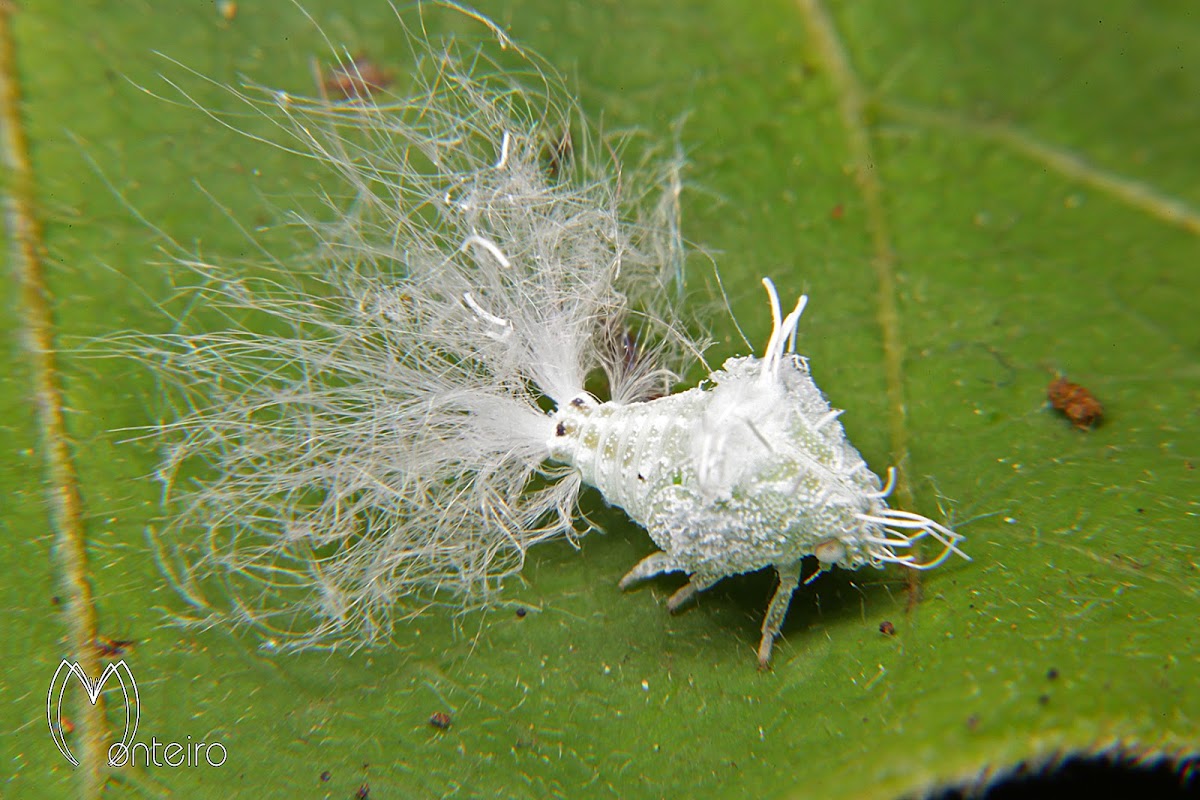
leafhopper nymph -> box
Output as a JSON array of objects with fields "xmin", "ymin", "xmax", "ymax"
[{"xmin": 137, "ymin": 2, "xmax": 966, "ymax": 665}]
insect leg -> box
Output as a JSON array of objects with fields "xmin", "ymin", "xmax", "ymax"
[
  {"xmin": 757, "ymin": 561, "xmax": 803, "ymax": 669},
  {"xmin": 666, "ymin": 573, "xmax": 720, "ymax": 613},
  {"xmin": 617, "ymin": 551, "xmax": 681, "ymax": 590}
]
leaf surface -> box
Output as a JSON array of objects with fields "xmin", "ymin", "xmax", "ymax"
[{"xmin": 6, "ymin": 1, "xmax": 1197, "ymax": 797}]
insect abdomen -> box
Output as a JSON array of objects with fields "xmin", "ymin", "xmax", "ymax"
[{"xmin": 548, "ymin": 390, "xmax": 705, "ymax": 524}]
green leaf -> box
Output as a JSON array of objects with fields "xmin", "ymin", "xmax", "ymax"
[{"xmin": 7, "ymin": 0, "xmax": 1198, "ymax": 797}]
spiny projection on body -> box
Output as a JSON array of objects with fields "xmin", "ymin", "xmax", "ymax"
[{"xmin": 137, "ymin": 1, "xmax": 967, "ymax": 666}]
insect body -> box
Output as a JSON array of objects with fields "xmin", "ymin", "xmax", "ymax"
[
  {"xmin": 141, "ymin": 4, "xmax": 967, "ymax": 665},
  {"xmin": 550, "ymin": 279, "xmax": 967, "ymax": 666}
]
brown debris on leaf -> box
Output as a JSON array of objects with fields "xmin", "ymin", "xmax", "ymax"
[
  {"xmin": 321, "ymin": 55, "xmax": 393, "ymax": 100},
  {"xmin": 1047, "ymin": 376, "xmax": 1103, "ymax": 430}
]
